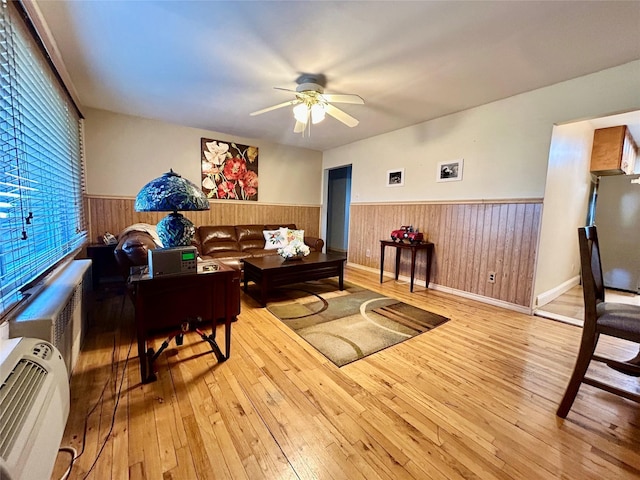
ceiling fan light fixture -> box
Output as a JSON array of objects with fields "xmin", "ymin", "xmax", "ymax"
[
  {"xmin": 251, "ymin": 74, "xmax": 363, "ymax": 135},
  {"xmin": 311, "ymin": 103, "xmax": 326, "ymax": 124},
  {"xmin": 293, "ymin": 103, "xmax": 309, "ymax": 123}
]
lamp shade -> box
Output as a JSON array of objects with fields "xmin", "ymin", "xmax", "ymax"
[
  {"xmin": 135, "ymin": 170, "xmax": 209, "ymax": 248},
  {"xmin": 135, "ymin": 169, "xmax": 209, "ymax": 213}
]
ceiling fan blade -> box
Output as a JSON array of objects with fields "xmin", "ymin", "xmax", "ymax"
[
  {"xmin": 274, "ymin": 87, "xmax": 298, "ymax": 93},
  {"xmin": 325, "ymin": 103, "xmax": 359, "ymax": 127},
  {"xmin": 250, "ymin": 99, "xmax": 300, "ymax": 116},
  {"xmin": 293, "ymin": 120, "xmax": 306, "ymax": 133},
  {"xmin": 321, "ymin": 93, "xmax": 364, "ymax": 104}
]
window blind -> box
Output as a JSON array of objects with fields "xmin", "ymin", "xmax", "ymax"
[{"xmin": 0, "ymin": 0, "xmax": 86, "ymax": 315}]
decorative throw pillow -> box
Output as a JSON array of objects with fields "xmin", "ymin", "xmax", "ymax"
[
  {"xmin": 285, "ymin": 228, "xmax": 304, "ymax": 246},
  {"xmin": 263, "ymin": 229, "xmax": 288, "ymax": 250}
]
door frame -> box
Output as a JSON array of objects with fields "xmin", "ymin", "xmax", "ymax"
[{"xmin": 321, "ymin": 164, "xmax": 352, "ymax": 255}]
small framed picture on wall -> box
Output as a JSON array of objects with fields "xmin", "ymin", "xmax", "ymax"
[
  {"xmin": 386, "ymin": 168, "xmax": 404, "ymax": 187},
  {"xmin": 436, "ymin": 159, "xmax": 463, "ymax": 182}
]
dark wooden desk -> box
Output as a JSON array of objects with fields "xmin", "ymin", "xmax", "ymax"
[
  {"xmin": 380, "ymin": 240, "xmax": 434, "ymax": 292},
  {"xmin": 244, "ymin": 252, "xmax": 346, "ymax": 306},
  {"xmin": 129, "ymin": 261, "xmax": 240, "ymax": 383}
]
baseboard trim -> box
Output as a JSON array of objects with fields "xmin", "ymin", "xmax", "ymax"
[
  {"xmin": 535, "ymin": 275, "xmax": 580, "ymax": 308},
  {"xmin": 346, "ymin": 262, "xmax": 532, "ymax": 314},
  {"xmin": 534, "ymin": 310, "xmax": 583, "ymax": 328}
]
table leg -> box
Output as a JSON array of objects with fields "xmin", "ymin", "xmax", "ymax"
[
  {"xmin": 226, "ymin": 274, "xmax": 239, "ymax": 358},
  {"xmin": 135, "ymin": 292, "xmax": 150, "ymax": 383},
  {"xmin": 380, "ymin": 243, "xmax": 385, "ymax": 283},
  {"xmin": 395, "ymin": 248, "xmax": 401, "ymax": 280},
  {"xmin": 225, "ymin": 317, "xmax": 231, "ymax": 359},
  {"xmin": 410, "ymin": 248, "xmax": 417, "ymax": 292},
  {"xmin": 138, "ymin": 336, "xmax": 147, "ymax": 383},
  {"xmin": 260, "ymin": 277, "xmax": 269, "ymax": 307},
  {"xmin": 425, "ymin": 245, "xmax": 432, "ymax": 288},
  {"xmin": 339, "ymin": 263, "xmax": 344, "ymax": 290}
]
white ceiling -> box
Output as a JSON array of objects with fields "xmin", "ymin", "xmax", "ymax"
[{"xmin": 35, "ymin": 1, "xmax": 640, "ymax": 152}]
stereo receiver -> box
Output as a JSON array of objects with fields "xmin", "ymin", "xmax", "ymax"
[{"xmin": 148, "ymin": 246, "xmax": 198, "ymax": 278}]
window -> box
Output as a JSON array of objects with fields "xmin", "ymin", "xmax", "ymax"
[{"xmin": 0, "ymin": 0, "xmax": 86, "ymax": 315}]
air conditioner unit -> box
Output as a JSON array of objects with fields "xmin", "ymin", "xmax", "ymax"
[
  {"xmin": 10, "ymin": 259, "xmax": 92, "ymax": 377},
  {"xmin": 0, "ymin": 337, "xmax": 70, "ymax": 480}
]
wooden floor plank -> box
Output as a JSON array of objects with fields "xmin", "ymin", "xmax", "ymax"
[{"xmin": 51, "ymin": 267, "xmax": 640, "ymax": 479}]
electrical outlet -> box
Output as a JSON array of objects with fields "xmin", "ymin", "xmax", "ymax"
[
  {"xmin": 488, "ymin": 271, "xmax": 496, "ymax": 283},
  {"xmin": 366, "ymin": 249, "xmax": 371, "ymax": 257}
]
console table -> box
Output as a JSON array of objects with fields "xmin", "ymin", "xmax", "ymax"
[
  {"xmin": 380, "ymin": 240, "xmax": 434, "ymax": 292},
  {"xmin": 129, "ymin": 261, "xmax": 240, "ymax": 383}
]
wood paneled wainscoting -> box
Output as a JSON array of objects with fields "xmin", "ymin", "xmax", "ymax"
[
  {"xmin": 349, "ymin": 200, "xmax": 542, "ymax": 309},
  {"xmin": 86, "ymin": 196, "xmax": 321, "ymax": 244}
]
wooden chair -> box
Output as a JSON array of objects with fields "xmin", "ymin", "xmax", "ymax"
[{"xmin": 556, "ymin": 226, "xmax": 640, "ymax": 418}]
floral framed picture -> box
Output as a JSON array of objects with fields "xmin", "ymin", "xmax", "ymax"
[
  {"xmin": 436, "ymin": 159, "xmax": 463, "ymax": 182},
  {"xmin": 201, "ymin": 138, "xmax": 259, "ymax": 200},
  {"xmin": 386, "ymin": 168, "xmax": 404, "ymax": 187}
]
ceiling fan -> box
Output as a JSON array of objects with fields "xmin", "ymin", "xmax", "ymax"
[{"xmin": 250, "ymin": 74, "xmax": 364, "ymax": 134}]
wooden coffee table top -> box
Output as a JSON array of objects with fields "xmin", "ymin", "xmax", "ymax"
[
  {"xmin": 243, "ymin": 252, "xmax": 346, "ymax": 271},
  {"xmin": 243, "ymin": 252, "xmax": 347, "ymax": 306}
]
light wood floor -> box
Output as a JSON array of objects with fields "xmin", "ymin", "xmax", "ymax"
[
  {"xmin": 52, "ymin": 267, "xmax": 640, "ymax": 479},
  {"xmin": 536, "ymin": 285, "xmax": 640, "ymax": 326}
]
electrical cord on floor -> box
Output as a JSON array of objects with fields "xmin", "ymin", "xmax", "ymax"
[
  {"xmin": 57, "ymin": 447, "xmax": 78, "ymax": 480},
  {"xmin": 81, "ymin": 334, "xmax": 133, "ymax": 480},
  {"xmin": 57, "ymin": 291, "xmax": 133, "ymax": 480}
]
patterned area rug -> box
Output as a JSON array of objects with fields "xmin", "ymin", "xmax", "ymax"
[{"xmin": 266, "ymin": 279, "xmax": 449, "ymax": 367}]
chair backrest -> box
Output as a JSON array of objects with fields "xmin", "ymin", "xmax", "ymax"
[{"xmin": 578, "ymin": 226, "xmax": 605, "ymax": 326}]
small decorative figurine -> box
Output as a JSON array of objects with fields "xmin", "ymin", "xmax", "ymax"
[{"xmin": 390, "ymin": 225, "xmax": 424, "ymax": 244}]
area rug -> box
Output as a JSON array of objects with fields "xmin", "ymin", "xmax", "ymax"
[{"xmin": 265, "ymin": 279, "xmax": 449, "ymax": 367}]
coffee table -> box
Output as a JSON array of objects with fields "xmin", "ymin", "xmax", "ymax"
[{"xmin": 243, "ymin": 252, "xmax": 347, "ymax": 306}]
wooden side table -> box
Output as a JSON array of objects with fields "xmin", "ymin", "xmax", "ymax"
[
  {"xmin": 129, "ymin": 262, "xmax": 240, "ymax": 383},
  {"xmin": 380, "ymin": 240, "xmax": 434, "ymax": 292}
]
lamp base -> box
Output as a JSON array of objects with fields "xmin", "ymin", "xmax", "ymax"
[{"xmin": 157, "ymin": 213, "xmax": 196, "ymax": 247}]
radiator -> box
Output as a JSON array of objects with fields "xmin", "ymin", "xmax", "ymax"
[
  {"xmin": 9, "ymin": 259, "xmax": 92, "ymax": 377},
  {"xmin": 0, "ymin": 337, "xmax": 70, "ymax": 480}
]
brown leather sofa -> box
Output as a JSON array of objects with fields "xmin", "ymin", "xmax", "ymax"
[{"xmin": 114, "ymin": 223, "xmax": 324, "ymax": 276}]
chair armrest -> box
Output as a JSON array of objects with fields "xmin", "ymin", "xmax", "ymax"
[
  {"xmin": 304, "ymin": 236, "xmax": 324, "ymax": 252},
  {"xmin": 114, "ymin": 231, "xmax": 157, "ymax": 278}
]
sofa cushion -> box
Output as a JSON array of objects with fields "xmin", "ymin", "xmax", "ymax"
[
  {"xmin": 198, "ymin": 225, "xmax": 239, "ymax": 256},
  {"xmin": 200, "ymin": 251, "xmax": 249, "ymax": 261},
  {"xmin": 236, "ymin": 224, "xmax": 268, "ymax": 251}
]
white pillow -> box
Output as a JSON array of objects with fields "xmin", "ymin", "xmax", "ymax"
[{"xmin": 263, "ymin": 229, "xmax": 288, "ymax": 250}]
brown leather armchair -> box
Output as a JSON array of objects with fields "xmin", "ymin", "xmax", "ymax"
[{"xmin": 113, "ymin": 228, "xmax": 158, "ymax": 279}]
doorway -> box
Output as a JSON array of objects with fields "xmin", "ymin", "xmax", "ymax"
[{"xmin": 326, "ymin": 165, "xmax": 352, "ymax": 255}]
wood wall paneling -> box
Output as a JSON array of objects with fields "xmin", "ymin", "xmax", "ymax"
[
  {"xmin": 86, "ymin": 196, "xmax": 321, "ymax": 243},
  {"xmin": 88, "ymin": 196, "xmax": 541, "ymax": 308},
  {"xmin": 349, "ymin": 201, "xmax": 542, "ymax": 308}
]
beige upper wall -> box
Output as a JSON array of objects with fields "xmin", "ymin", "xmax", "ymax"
[
  {"xmin": 535, "ymin": 121, "xmax": 594, "ymax": 303},
  {"xmin": 83, "ymin": 108, "xmax": 323, "ymax": 205},
  {"xmin": 323, "ymin": 61, "xmax": 640, "ymax": 203},
  {"xmin": 322, "ymin": 60, "xmax": 640, "ymax": 305}
]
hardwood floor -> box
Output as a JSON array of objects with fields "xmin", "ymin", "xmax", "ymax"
[
  {"xmin": 536, "ymin": 285, "xmax": 640, "ymax": 326},
  {"xmin": 52, "ymin": 267, "xmax": 640, "ymax": 479}
]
